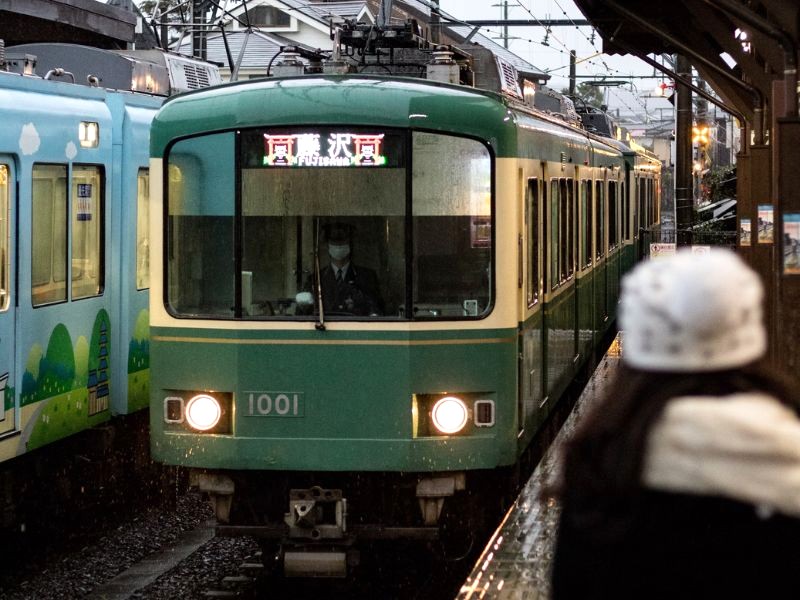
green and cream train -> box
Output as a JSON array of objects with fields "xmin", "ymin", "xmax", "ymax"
[{"xmin": 149, "ymin": 67, "xmax": 660, "ymax": 574}]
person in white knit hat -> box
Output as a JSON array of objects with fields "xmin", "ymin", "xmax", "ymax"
[{"xmin": 550, "ymin": 249, "xmax": 800, "ymax": 599}]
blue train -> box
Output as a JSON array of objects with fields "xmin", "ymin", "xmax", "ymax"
[{"xmin": 0, "ymin": 42, "xmax": 219, "ymax": 526}]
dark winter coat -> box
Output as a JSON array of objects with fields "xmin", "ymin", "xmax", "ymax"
[{"xmin": 552, "ymin": 393, "xmax": 800, "ymax": 599}]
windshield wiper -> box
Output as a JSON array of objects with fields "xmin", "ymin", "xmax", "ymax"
[{"xmin": 314, "ymin": 219, "xmax": 326, "ymax": 331}]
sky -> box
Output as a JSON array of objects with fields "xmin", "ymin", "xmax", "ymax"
[
  {"xmin": 120, "ymin": 0, "xmax": 675, "ymax": 126},
  {"xmin": 439, "ymin": 0, "xmax": 675, "ymax": 126}
]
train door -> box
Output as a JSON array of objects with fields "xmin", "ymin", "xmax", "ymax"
[
  {"xmin": 520, "ymin": 176, "xmax": 544, "ymax": 434},
  {"xmin": 0, "ymin": 160, "xmax": 16, "ymax": 436}
]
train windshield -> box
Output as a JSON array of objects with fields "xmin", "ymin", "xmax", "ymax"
[{"xmin": 166, "ymin": 128, "xmax": 492, "ymax": 320}]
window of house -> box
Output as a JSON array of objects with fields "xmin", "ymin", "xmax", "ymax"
[{"xmin": 250, "ymin": 6, "xmax": 291, "ymax": 27}]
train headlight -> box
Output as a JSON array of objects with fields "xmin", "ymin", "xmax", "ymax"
[
  {"xmin": 431, "ymin": 396, "xmax": 468, "ymax": 435},
  {"xmin": 185, "ymin": 394, "xmax": 222, "ymax": 431}
]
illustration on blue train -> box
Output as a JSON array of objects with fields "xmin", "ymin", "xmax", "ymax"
[{"xmin": 0, "ymin": 42, "xmax": 219, "ymax": 524}]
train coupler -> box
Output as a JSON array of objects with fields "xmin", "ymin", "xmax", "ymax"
[{"xmin": 284, "ymin": 486, "xmax": 347, "ymax": 540}]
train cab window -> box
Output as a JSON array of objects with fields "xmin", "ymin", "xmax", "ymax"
[
  {"xmin": 579, "ymin": 180, "xmax": 591, "ymax": 269},
  {"xmin": 0, "ymin": 164, "xmax": 8, "ymax": 311},
  {"xmin": 167, "ymin": 129, "xmax": 492, "ymax": 321},
  {"xmin": 32, "ymin": 164, "xmax": 68, "ymax": 306},
  {"xmin": 71, "ymin": 165, "xmax": 104, "ymax": 299},
  {"xmin": 167, "ymin": 133, "xmax": 235, "ymax": 317},
  {"xmin": 136, "ymin": 169, "xmax": 149, "ymax": 290},
  {"xmin": 595, "ymin": 180, "xmax": 605, "ymax": 259},
  {"xmin": 526, "ymin": 178, "xmax": 539, "ymax": 307},
  {"xmin": 412, "ymin": 132, "xmax": 491, "ymax": 318}
]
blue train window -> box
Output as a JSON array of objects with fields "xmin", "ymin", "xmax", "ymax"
[
  {"xmin": 136, "ymin": 169, "xmax": 149, "ymax": 290},
  {"xmin": 32, "ymin": 164, "xmax": 68, "ymax": 306},
  {"xmin": 72, "ymin": 165, "xmax": 104, "ymax": 299},
  {"xmin": 0, "ymin": 164, "xmax": 8, "ymax": 311}
]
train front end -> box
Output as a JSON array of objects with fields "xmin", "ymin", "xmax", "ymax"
[{"xmin": 149, "ymin": 77, "xmax": 520, "ymax": 573}]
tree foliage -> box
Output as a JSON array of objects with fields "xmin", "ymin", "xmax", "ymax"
[
  {"xmin": 138, "ymin": 0, "xmax": 186, "ymax": 20},
  {"xmin": 562, "ymin": 83, "xmax": 605, "ymax": 109}
]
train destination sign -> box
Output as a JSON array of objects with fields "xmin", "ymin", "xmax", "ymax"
[{"xmin": 263, "ymin": 132, "xmax": 387, "ymax": 167}]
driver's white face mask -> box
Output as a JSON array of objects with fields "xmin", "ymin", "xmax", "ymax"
[{"xmin": 328, "ymin": 243, "xmax": 350, "ymax": 261}]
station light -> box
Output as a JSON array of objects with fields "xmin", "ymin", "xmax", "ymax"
[{"xmin": 692, "ymin": 124, "xmax": 710, "ymax": 146}]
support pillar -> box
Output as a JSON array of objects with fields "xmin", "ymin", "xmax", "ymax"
[{"xmin": 675, "ymin": 55, "xmax": 693, "ymax": 245}]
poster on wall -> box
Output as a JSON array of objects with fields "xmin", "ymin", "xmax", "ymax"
[
  {"xmin": 758, "ymin": 204, "xmax": 774, "ymax": 243},
  {"xmin": 650, "ymin": 242, "xmax": 676, "ymax": 259},
  {"xmin": 739, "ymin": 219, "xmax": 751, "ymax": 246},
  {"xmin": 783, "ymin": 213, "xmax": 800, "ymax": 274}
]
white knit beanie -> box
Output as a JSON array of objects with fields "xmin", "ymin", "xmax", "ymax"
[{"xmin": 619, "ymin": 249, "xmax": 766, "ymax": 371}]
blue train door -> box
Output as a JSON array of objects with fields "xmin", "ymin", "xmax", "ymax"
[{"xmin": 0, "ymin": 160, "xmax": 16, "ymax": 436}]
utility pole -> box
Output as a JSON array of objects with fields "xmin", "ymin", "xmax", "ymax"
[
  {"xmin": 192, "ymin": 0, "xmax": 207, "ymax": 60},
  {"xmin": 675, "ymin": 54, "xmax": 693, "ymax": 245},
  {"xmin": 503, "ymin": 1, "xmax": 509, "ymax": 49},
  {"xmin": 569, "ymin": 50, "xmax": 576, "ymax": 96}
]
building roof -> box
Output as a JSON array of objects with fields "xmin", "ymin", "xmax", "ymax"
[
  {"xmin": 445, "ymin": 24, "xmax": 546, "ymax": 79},
  {"xmin": 300, "ymin": 1, "xmax": 372, "ymax": 22},
  {"xmin": 172, "ymin": 1, "xmax": 544, "ymax": 79},
  {"xmin": 175, "ymin": 29, "xmax": 316, "ymax": 71}
]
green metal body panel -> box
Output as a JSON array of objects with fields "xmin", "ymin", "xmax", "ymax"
[
  {"xmin": 606, "ymin": 248, "xmax": 621, "ymax": 322},
  {"xmin": 575, "ymin": 271, "xmax": 595, "ymax": 361},
  {"xmin": 517, "ymin": 309, "xmax": 545, "ymax": 451},
  {"xmin": 543, "ymin": 285, "xmax": 577, "ymax": 402},
  {"xmin": 151, "ymin": 326, "xmax": 518, "ymax": 471}
]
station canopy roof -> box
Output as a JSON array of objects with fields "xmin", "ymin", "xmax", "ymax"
[{"xmin": 571, "ymin": 0, "xmax": 800, "ymax": 125}]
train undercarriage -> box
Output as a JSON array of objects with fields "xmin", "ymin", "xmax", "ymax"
[{"xmin": 190, "ymin": 468, "xmax": 507, "ymax": 577}]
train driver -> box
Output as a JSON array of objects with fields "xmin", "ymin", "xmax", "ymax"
[{"xmin": 297, "ymin": 222, "xmax": 384, "ymax": 316}]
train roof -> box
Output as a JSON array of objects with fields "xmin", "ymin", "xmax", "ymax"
[
  {"xmin": 151, "ymin": 75, "xmax": 517, "ymax": 157},
  {"xmin": 150, "ymin": 74, "xmax": 625, "ymax": 161}
]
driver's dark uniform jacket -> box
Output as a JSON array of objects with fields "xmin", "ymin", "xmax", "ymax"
[{"xmin": 318, "ymin": 263, "xmax": 383, "ymax": 316}]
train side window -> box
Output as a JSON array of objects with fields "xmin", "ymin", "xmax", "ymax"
[
  {"xmin": 621, "ymin": 181, "xmax": 628, "ymax": 241},
  {"xmin": 595, "ymin": 180, "xmax": 604, "ymax": 259},
  {"xmin": 550, "ymin": 179, "xmax": 559, "ymax": 290},
  {"xmin": 0, "ymin": 165, "xmax": 8, "ymax": 311},
  {"xmin": 526, "ymin": 178, "xmax": 539, "ymax": 307},
  {"xmin": 608, "ymin": 181, "xmax": 617, "ymax": 249},
  {"xmin": 32, "ymin": 164, "xmax": 68, "ymax": 306},
  {"xmin": 579, "ymin": 180, "xmax": 591, "ymax": 270},
  {"xmin": 72, "ymin": 165, "xmax": 104, "ymax": 299},
  {"xmin": 559, "ymin": 179, "xmax": 568, "ymax": 283},
  {"xmin": 136, "ymin": 169, "xmax": 150, "ymax": 290},
  {"xmin": 567, "ymin": 178, "xmax": 574, "ymax": 277}
]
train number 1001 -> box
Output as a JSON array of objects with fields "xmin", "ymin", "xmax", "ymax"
[{"xmin": 246, "ymin": 392, "xmax": 303, "ymax": 417}]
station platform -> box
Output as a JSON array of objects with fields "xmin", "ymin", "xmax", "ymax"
[{"xmin": 457, "ymin": 336, "xmax": 623, "ymax": 599}]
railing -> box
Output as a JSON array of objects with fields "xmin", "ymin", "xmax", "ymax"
[{"xmin": 638, "ymin": 226, "xmax": 737, "ymax": 259}]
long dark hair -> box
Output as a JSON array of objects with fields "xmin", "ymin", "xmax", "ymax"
[{"xmin": 552, "ymin": 359, "xmax": 800, "ymax": 541}]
